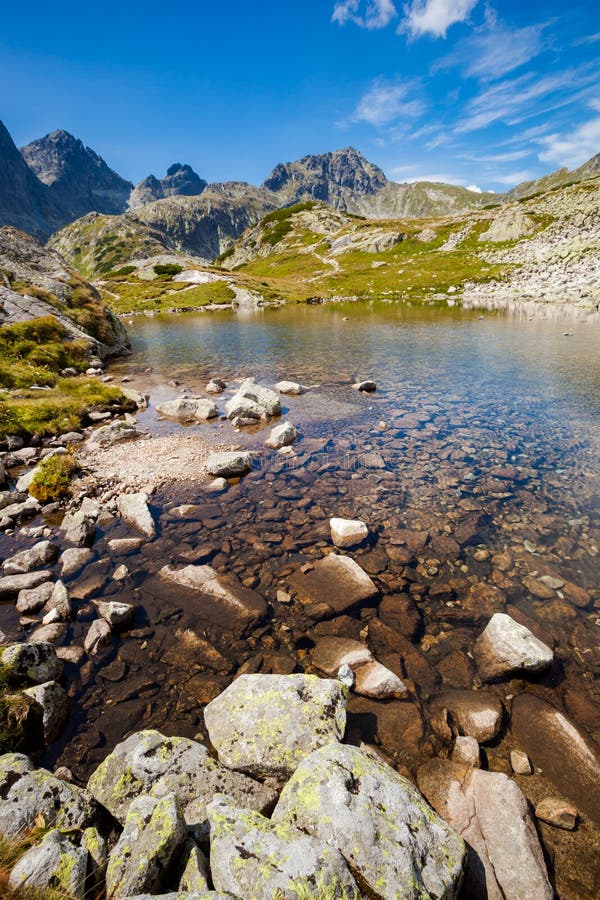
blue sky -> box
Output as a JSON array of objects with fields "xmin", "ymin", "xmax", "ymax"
[{"xmin": 1, "ymin": 1, "xmax": 599, "ymax": 192}]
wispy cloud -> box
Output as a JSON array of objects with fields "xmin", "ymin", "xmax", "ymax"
[
  {"xmin": 573, "ymin": 31, "xmax": 600, "ymax": 47},
  {"xmin": 435, "ymin": 14, "xmax": 549, "ymax": 80},
  {"xmin": 492, "ymin": 170, "xmax": 535, "ymax": 185},
  {"xmin": 401, "ymin": 0, "xmax": 479, "ymax": 39},
  {"xmin": 537, "ymin": 112, "xmax": 600, "ymax": 168},
  {"xmin": 332, "ymin": 0, "xmax": 397, "ymax": 29},
  {"xmin": 464, "ymin": 150, "xmax": 532, "ymax": 163},
  {"xmin": 347, "ymin": 79, "xmax": 425, "ymax": 126}
]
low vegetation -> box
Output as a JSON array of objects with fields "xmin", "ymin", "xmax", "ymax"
[
  {"xmin": 29, "ymin": 452, "xmax": 79, "ymax": 502},
  {"xmin": 0, "ymin": 317, "xmax": 88, "ymax": 389},
  {"xmin": 0, "ymin": 829, "xmax": 67, "ymax": 900},
  {"xmin": 101, "ymin": 273, "xmax": 236, "ymax": 314}
]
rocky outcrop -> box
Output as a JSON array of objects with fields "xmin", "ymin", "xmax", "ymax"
[
  {"xmin": 129, "ymin": 164, "xmax": 207, "ymax": 209},
  {"xmin": 204, "ymin": 673, "xmax": 347, "ymax": 777}
]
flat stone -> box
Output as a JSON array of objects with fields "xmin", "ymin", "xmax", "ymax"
[
  {"xmin": 354, "ymin": 660, "xmax": 408, "ymax": 699},
  {"xmin": 0, "ymin": 570, "xmax": 53, "ymax": 599},
  {"xmin": 288, "ymin": 554, "xmax": 378, "ymax": 615},
  {"xmin": 312, "ymin": 636, "xmax": 373, "ymax": 675},
  {"xmin": 510, "ymin": 750, "xmax": 532, "ymax": 775},
  {"xmin": 117, "ymin": 492, "xmax": 156, "ymax": 539},
  {"xmin": 473, "ymin": 613, "xmax": 553, "ymax": 681},
  {"xmin": 418, "ymin": 759, "xmax": 552, "ymax": 900},
  {"xmin": 204, "ymin": 451, "xmax": 254, "ymax": 478},
  {"xmin": 159, "ymin": 564, "xmax": 266, "ymax": 637},
  {"xmin": 60, "ymin": 547, "xmax": 93, "ymax": 577},
  {"xmin": 87, "ymin": 421, "xmax": 140, "ymax": 447},
  {"xmin": 2, "ymin": 540, "xmax": 58, "ymax": 575},
  {"xmin": 511, "ymin": 693, "xmax": 600, "ymax": 825},
  {"xmin": 275, "ymin": 380, "xmax": 306, "ymax": 394},
  {"xmin": 87, "ymin": 730, "xmax": 277, "ymax": 837},
  {"xmin": 204, "ymin": 673, "xmax": 347, "ymax": 777},
  {"xmin": 274, "ymin": 742, "xmax": 465, "ymax": 900},
  {"xmin": 156, "ymin": 398, "xmax": 218, "ymax": 421},
  {"xmin": 108, "ymin": 538, "xmax": 145, "ymax": 554},
  {"xmin": 430, "ymin": 690, "xmax": 503, "ymax": 743},
  {"xmin": 16, "ymin": 582, "xmax": 54, "ymax": 614},
  {"xmin": 329, "ymin": 517, "xmax": 369, "ymax": 549},
  {"xmin": 535, "ymin": 797, "xmax": 578, "ymax": 830},
  {"xmin": 208, "ymin": 795, "xmax": 360, "ymax": 900}
]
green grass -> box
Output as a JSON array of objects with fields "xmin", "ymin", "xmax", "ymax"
[
  {"xmin": 30, "ymin": 452, "xmax": 79, "ymax": 502},
  {"xmin": 0, "ymin": 380, "xmax": 129, "ymax": 440},
  {"xmin": 103, "ymin": 277, "xmax": 236, "ymax": 314},
  {"xmin": 0, "ymin": 318, "xmax": 89, "ymax": 390}
]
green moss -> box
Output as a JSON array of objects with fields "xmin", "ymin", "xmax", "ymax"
[{"xmin": 29, "ymin": 452, "xmax": 79, "ymax": 502}]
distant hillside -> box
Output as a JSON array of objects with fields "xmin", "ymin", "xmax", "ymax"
[{"xmin": 507, "ymin": 152, "xmax": 600, "ymax": 200}]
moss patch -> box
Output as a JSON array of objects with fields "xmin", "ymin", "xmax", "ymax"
[{"xmin": 29, "ymin": 453, "xmax": 79, "ymax": 502}]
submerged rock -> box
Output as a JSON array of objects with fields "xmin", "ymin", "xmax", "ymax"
[
  {"xmin": 473, "ymin": 613, "xmax": 553, "ymax": 681},
  {"xmin": 106, "ymin": 793, "xmax": 187, "ymax": 899},
  {"xmin": 430, "ymin": 690, "xmax": 503, "ymax": 743},
  {"xmin": 288, "ymin": 553, "xmax": 378, "ymax": 615},
  {"xmin": 156, "ymin": 398, "xmax": 218, "ymax": 422},
  {"xmin": 274, "ymin": 742, "xmax": 466, "ymax": 900},
  {"xmin": 208, "ymin": 795, "xmax": 360, "ymax": 900},
  {"xmin": 418, "ymin": 759, "xmax": 552, "ymax": 900},
  {"xmin": 87, "ymin": 730, "xmax": 277, "ymax": 835},
  {"xmin": 9, "ymin": 828, "xmax": 88, "ymax": 899},
  {"xmin": 204, "ymin": 673, "xmax": 347, "ymax": 777},
  {"xmin": 117, "ymin": 492, "xmax": 156, "ymax": 539}
]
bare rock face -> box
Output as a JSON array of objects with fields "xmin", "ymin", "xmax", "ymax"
[
  {"xmin": 288, "ymin": 553, "xmax": 378, "ymax": 615},
  {"xmin": 511, "ymin": 694, "xmax": 600, "ymax": 825},
  {"xmin": 274, "ymin": 742, "xmax": 466, "ymax": 900},
  {"xmin": 204, "ymin": 673, "xmax": 348, "ymax": 777},
  {"xmin": 473, "ymin": 613, "xmax": 553, "ymax": 681},
  {"xmin": 128, "ymin": 163, "xmax": 207, "ymax": 209},
  {"xmin": 418, "ymin": 759, "xmax": 553, "ymax": 900}
]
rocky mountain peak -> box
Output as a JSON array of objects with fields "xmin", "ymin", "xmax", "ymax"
[{"xmin": 128, "ymin": 163, "xmax": 207, "ymax": 209}]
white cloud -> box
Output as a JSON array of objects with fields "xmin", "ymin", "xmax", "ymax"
[
  {"xmin": 464, "ymin": 150, "xmax": 531, "ymax": 163},
  {"xmin": 435, "ymin": 19, "xmax": 548, "ymax": 80},
  {"xmin": 402, "ymin": 0, "xmax": 478, "ymax": 39},
  {"xmin": 390, "ymin": 166, "xmax": 485, "ymax": 190},
  {"xmin": 492, "ymin": 170, "xmax": 535, "ymax": 185},
  {"xmin": 348, "ymin": 79, "xmax": 425, "ymax": 126},
  {"xmin": 537, "ymin": 115, "xmax": 600, "ymax": 169},
  {"xmin": 573, "ymin": 32, "xmax": 600, "ymax": 47},
  {"xmin": 466, "ymin": 184, "xmax": 483, "ymax": 192},
  {"xmin": 332, "ymin": 0, "xmax": 397, "ymax": 29}
]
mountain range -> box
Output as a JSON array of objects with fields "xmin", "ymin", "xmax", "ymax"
[{"xmin": 1, "ymin": 118, "xmax": 599, "ymax": 264}]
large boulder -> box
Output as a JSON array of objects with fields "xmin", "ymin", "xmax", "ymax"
[
  {"xmin": 1, "ymin": 641, "xmax": 63, "ymax": 683},
  {"xmin": 22, "ymin": 680, "xmax": 69, "ymax": 744},
  {"xmin": 106, "ymin": 793, "xmax": 187, "ymax": 899},
  {"xmin": 511, "ymin": 693, "xmax": 600, "ymax": 825},
  {"xmin": 87, "ymin": 421, "xmax": 140, "ymax": 448},
  {"xmin": 0, "ymin": 753, "xmax": 95, "ymax": 838},
  {"xmin": 204, "ymin": 451, "xmax": 254, "ymax": 478},
  {"xmin": 274, "ymin": 742, "xmax": 465, "ymax": 900},
  {"xmin": 2, "ymin": 540, "xmax": 58, "ymax": 575},
  {"xmin": 156, "ymin": 398, "xmax": 218, "ymax": 422},
  {"xmin": 473, "ymin": 613, "xmax": 553, "ymax": 681},
  {"xmin": 87, "ymin": 730, "xmax": 277, "ymax": 837},
  {"xmin": 418, "ymin": 759, "xmax": 552, "ymax": 900},
  {"xmin": 208, "ymin": 795, "xmax": 360, "ymax": 899},
  {"xmin": 117, "ymin": 492, "xmax": 156, "ymax": 538},
  {"xmin": 204, "ymin": 674, "xmax": 347, "ymax": 778},
  {"xmin": 9, "ymin": 828, "xmax": 88, "ymax": 899},
  {"xmin": 287, "ymin": 554, "xmax": 378, "ymax": 615},
  {"xmin": 225, "ymin": 378, "xmax": 281, "ymax": 426},
  {"xmin": 159, "ymin": 564, "xmax": 267, "ymax": 637}
]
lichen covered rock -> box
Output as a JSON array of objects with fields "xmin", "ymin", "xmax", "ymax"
[
  {"xmin": 1, "ymin": 641, "xmax": 63, "ymax": 683},
  {"xmin": 9, "ymin": 828, "xmax": 88, "ymax": 899},
  {"xmin": 204, "ymin": 674, "xmax": 348, "ymax": 777}
]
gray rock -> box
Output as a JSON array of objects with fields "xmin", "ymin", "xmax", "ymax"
[
  {"xmin": 225, "ymin": 378, "xmax": 281, "ymax": 426},
  {"xmin": 354, "ymin": 660, "xmax": 407, "ymax": 699},
  {"xmin": 159, "ymin": 565, "xmax": 266, "ymax": 637},
  {"xmin": 87, "ymin": 421, "xmax": 140, "ymax": 448},
  {"xmin": 178, "ymin": 839, "xmax": 210, "ymax": 893},
  {"xmin": 204, "ymin": 451, "xmax": 254, "ymax": 478},
  {"xmin": 0, "ymin": 753, "xmax": 95, "ymax": 838},
  {"xmin": 0, "ymin": 496, "xmax": 41, "ymax": 522},
  {"xmin": 46, "ymin": 579, "xmax": 71, "ymax": 619},
  {"xmin": 117, "ymin": 492, "xmax": 156, "ymax": 538},
  {"xmin": 287, "ymin": 553, "xmax": 378, "ymax": 615},
  {"xmin": 208, "ymin": 795, "xmax": 360, "ymax": 899},
  {"xmin": 84, "ymin": 618, "xmax": 113, "ymax": 655},
  {"xmin": 418, "ymin": 759, "xmax": 552, "ymax": 900},
  {"xmin": 205, "ymin": 378, "xmax": 227, "ymax": 394},
  {"xmin": 1, "ymin": 641, "xmax": 63, "ymax": 682},
  {"xmin": 275, "ymin": 380, "xmax": 306, "ymax": 395},
  {"xmin": 60, "ymin": 508, "xmax": 96, "ymax": 546},
  {"xmin": 452, "ymin": 736, "xmax": 480, "ymax": 768},
  {"xmin": 106, "ymin": 793, "xmax": 187, "ymax": 899},
  {"xmin": 473, "ymin": 613, "xmax": 553, "ymax": 681},
  {"xmin": 312, "ymin": 636, "xmax": 373, "ymax": 675},
  {"xmin": 31, "ymin": 622, "xmax": 67, "ymax": 644},
  {"xmin": 204, "ymin": 673, "xmax": 347, "ymax": 778},
  {"xmin": 16, "ymin": 581, "xmax": 54, "ymax": 614},
  {"xmin": 107, "ymin": 537, "xmax": 145, "ymax": 553},
  {"xmin": 96, "ymin": 599, "xmax": 135, "ymax": 629},
  {"xmin": 60, "ymin": 547, "xmax": 93, "ymax": 577},
  {"xmin": 274, "ymin": 742, "xmax": 466, "ymax": 900},
  {"xmin": 2, "ymin": 540, "xmax": 58, "ymax": 575},
  {"xmin": 87, "ymin": 730, "xmax": 277, "ymax": 836},
  {"xmin": 0, "ymin": 570, "xmax": 53, "ymax": 598},
  {"xmin": 430, "ymin": 690, "xmax": 503, "ymax": 743},
  {"xmin": 265, "ymin": 421, "xmax": 298, "ymax": 449},
  {"xmin": 82, "ymin": 825, "xmax": 108, "ymax": 887},
  {"xmin": 15, "ymin": 466, "xmax": 39, "ymax": 493},
  {"xmin": 9, "ymin": 828, "xmax": 88, "ymax": 898},
  {"xmin": 329, "ymin": 516, "xmax": 368, "ymax": 548},
  {"xmin": 510, "ymin": 750, "xmax": 532, "ymax": 775},
  {"xmin": 22, "ymin": 680, "xmax": 69, "ymax": 744},
  {"xmin": 511, "ymin": 693, "xmax": 600, "ymax": 825},
  {"xmin": 156, "ymin": 398, "xmax": 218, "ymax": 422}
]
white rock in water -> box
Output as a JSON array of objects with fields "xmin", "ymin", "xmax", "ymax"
[
  {"xmin": 275, "ymin": 380, "xmax": 306, "ymax": 394},
  {"xmin": 117, "ymin": 492, "xmax": 156, "ymax": 538},
  {"xmin": 205, "ymin": 451, "xmax": 254, "ymax": 478},
  {"xmin": 225, "ymin": 378, "xmax": 281, "ymax": 425},
  {"xmin": 473, "ymin": 613, "xmax": 553, "ymax": 681},
  {"xmin": 156, "ymin": 397, "xmax": 218, "ymax": 421},
  {"xmin": 337, "ymin": 664, "xmax": 355, "ymax": 687},
  {"xmin": 330, "ymin": 517, "xmax": 369, "ymax": 548},
  {"xmin": 265, "ymin": 421, "xmax": 298, "ymax": 449},
  {"xmin": 354, "ymin": 660, "xmax": 407, "ymax": 699}
]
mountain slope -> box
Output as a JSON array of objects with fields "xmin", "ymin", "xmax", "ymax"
[
  {"xmin": 128, "ymin": 163, "xmax": 207, "ymax": 208},
  {"xmin": 21, "ymin": 130, "xmax": 133, "ymax": 221},
  {"xmin": 0, "ymin": 121, "xmax": 63, "ymax": 240}
]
